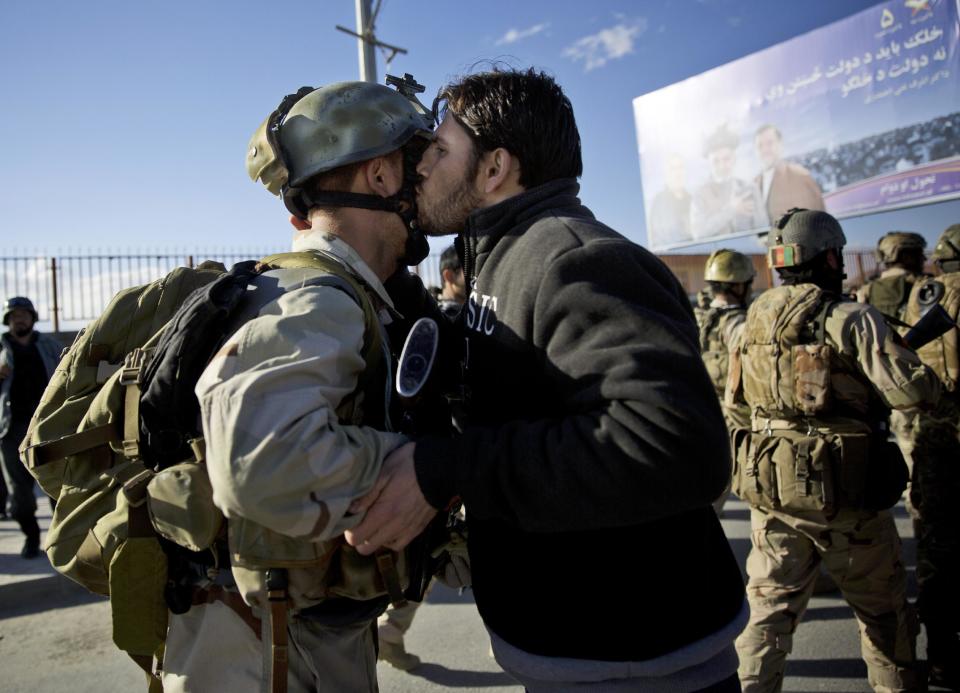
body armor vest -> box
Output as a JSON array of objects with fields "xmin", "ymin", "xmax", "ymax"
[{"xmin": 907, "ymin": 272, "xmax": 960, "ymax": 392}]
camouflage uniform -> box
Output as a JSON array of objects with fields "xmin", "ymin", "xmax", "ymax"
[
  {"xmin": 182, "ymin": 231, "xmax": 407, "ymax": 692},
  {"xmin": 732, "ymin": 290, "xmax": 938, "ymax": 693},
  {"xmin": 729, "ymin": 212, "xmax": 938, "ymax": 693},
  {"xmin": 858, "ymin": 266, "xmax": 928, "ymax": 519},
  {"xmin": 904, "ymin": 230, "xmax": 960, "ymax": 681}
]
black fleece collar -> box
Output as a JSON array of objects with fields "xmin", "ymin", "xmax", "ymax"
[{"xmin": 464, "ymin": 178, "xmax": 585, "ymax": 248}]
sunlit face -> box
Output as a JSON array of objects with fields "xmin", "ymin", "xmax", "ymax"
[
  {"xmin": 755, "ymin": 128, "xmax": 783, "ymax": 169},
  {"xmin": 5, "ymin": 308, "xmax": 35, "ymax": 338},
  {"xmin": 416, "ymin": 115, "xmax": 483, "ymax": 236},
  {"xmin": 707, "ymin": 146, "xmax": 736, "ymax": 181}
]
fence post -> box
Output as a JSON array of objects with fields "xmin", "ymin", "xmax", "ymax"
[
  {"xmin": 50, "ymin": 257, "xmax": 60, "ymax": 333},
  {"xmin": 187, "ymin": 255, "xmax": 194, "ymax": 269}
]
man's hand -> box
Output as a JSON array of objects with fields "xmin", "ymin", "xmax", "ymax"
[
  {"xmin": 0, "ymin": 363, "xmax": 9, "ymax": 380},
  {"xmin": 344, "ymin": 442, "xmax": 437, "ymax": 555}
]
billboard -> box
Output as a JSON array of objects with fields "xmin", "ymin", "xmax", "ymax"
[{"xmin": 633, "ymin": 0, "xmax": 960, "ymax": 251}]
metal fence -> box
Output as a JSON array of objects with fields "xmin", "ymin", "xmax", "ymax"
[
  {"xmin": 0, "ymin": 248, "xmax": 882, "ymax": 332},
  {"xmin": 0, "ymin": 249, "xmax": 446, "ymax": 332}
]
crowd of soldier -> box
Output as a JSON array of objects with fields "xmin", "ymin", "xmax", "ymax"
[{"xmin": 696, "ymin": 224, "xmax": 960, "ymax": 691}]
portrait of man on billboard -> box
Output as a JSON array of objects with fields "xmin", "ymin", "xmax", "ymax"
[
  {"xmin": 648, "ymin": 153, "xmax": 692, "ymax": 244},
  {"xmin": 691, "ymin": 126, "xmax": 766, "ymax": 239},
  {"xmin": 754, "ymin": 124, "xmax": 825, "ymax": 224}
]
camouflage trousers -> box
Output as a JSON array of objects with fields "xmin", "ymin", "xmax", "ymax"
[{"xmin": 736, "ymin": 506, "xmax": 920, "ymax": 693}]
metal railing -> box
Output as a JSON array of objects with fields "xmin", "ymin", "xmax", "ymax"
[
  {"xmin": 0, "ymin": 248, "xmax": 882, "ymax": 332},
  {"xmin": 0, "ymin": 249, "xmax": 446, "ymax": 332}
]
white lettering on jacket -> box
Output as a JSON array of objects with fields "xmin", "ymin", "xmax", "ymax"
[{"xmin": 466, "ymin": 290, "xmax": 499, "ymax": 336}]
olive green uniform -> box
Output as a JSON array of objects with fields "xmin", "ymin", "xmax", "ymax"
[
  {"xmin": 858, "ymin": 267, "xmax": 928, "ymax": 514},
  {"xmin": 904, "ymin": 271, "xmax": 960, "ymax": 675},
  {"xmin": 729, "ymin": 285, "xmax": 939, "ymax": 693},
  {"xmin": 695, "ymin": 299, "xmax": 749, "ymax": 514}
]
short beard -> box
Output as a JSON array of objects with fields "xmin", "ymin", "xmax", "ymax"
[
  {"xmin": 418, "ymin": 150, "xmax": 483, "ymax": 236},
  {"xmin": 12, "ymin": 325, "xmax": 32, "ymax": 338}
]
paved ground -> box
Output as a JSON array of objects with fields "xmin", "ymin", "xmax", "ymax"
[{"xmin": 0, "ymin": 496, "xmax": 933, "ymax": 692}]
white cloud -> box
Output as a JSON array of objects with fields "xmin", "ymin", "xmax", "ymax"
[
  {"xmin": 495, "ymin": 22, "xmax": 549, "ymax": 46},
  {"xmin": 563, "ymin": 19, "xmax": 647, "ymax": 71}
]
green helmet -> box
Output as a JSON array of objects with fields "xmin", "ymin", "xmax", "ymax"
[
  {"xmin": 767, "ymin": 208, "xmax": 846, "ymax": 269},
  {"xmin": 875, "ymin": 231, "xmax": 926, "ymax": 264},
  {"xmin": 704, "ymin": 249, "xmax": 755, "ymax": 283},
  {"xmin": 931, "ymin": 223, "xmax": 960, "ymax": 263},
  {"xmin": 246, "ymin": 79, "xmax": 433, "ymax": 213}
]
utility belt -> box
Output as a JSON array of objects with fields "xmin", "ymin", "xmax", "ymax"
[{"xmin": 731, "ymin": 423, "xmax": 907, "ymax": 514}]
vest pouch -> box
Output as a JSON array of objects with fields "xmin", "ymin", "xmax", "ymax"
[
  {"xmin": 146, "ymin": 461, "xmax": 223, "ymax": 552},
  {"xmin": 772, "ymin": 431, "xmax": 836, "ymax": 514},
  {"xmin": 326, "ymin": 544, "xmax": 408, "ymax": 602},
  {"xmin": 793, "ymin": 344, "xmax": 832, "ymax": 415},
  {"xmin": 863, "ymin": 439, "xmax": 909, "ymax": 511},
  {"xmin": 229, "ymin": 517, "xmax": 336, "ymax": 569},
  {"xmin": 731, "ymin": 429, "xmax": 779, "ymax": 508},
  {"xmin": 109, "ymin": 536, "xmax": 169, "ymax": 656}
]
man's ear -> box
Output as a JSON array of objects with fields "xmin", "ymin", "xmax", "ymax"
[
  {"xmin": 289, "ymin": 214, "xmax": 311, "ymax": 231},
  {"xmin": 365, "ymin": 152, "xmax": 404, "ymax": 197},
  {"xmin": 441, "ymin": 267, "xmax": 455, "ymax": 286},
  {"xmin": 480, "ymin": 147, "xmax": 518, "ymax": 195}
]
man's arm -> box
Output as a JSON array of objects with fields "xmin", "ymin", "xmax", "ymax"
[
  {"xmin": 351, "ymin": 240, "xmax": 731, "ymax": 551},
  {"xmin": 197, "ymin": 285, "xmax": 406, "ymax": 542},
  {"xmin": 828, "ymin": 302, "xmax": 940, "ymax": 410}
]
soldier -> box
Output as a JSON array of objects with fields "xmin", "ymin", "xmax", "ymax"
[
  {"xmin": 904, "ymin": 223, "xmax": 960, "ymax": 689},
  {"xmin": 857, "ymin": 231, "xmax": 928, "ymax": 322},
  {"xmin": 728, "ymin": 209, "xmax": 939, "ymax": 693},
  {"xmin": 0, "ymin": 297, "xmax": 62, "ymax": 558},
  {"xmin": 858, "ymin": 231, "xmax": 929, "ymax": 532},
  {"xmin": 694, "ymin": 249, "xmax": 753, "ymax": 514},
  {"xmin": 173, "ymin": 81, "xmax": 433, "ymax": 692}
]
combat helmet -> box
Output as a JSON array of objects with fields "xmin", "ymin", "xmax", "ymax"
[
  {"xmin": 930, "ymin": 223, "xmax": 960, "ymax": 264},
  {"xmin": 245, "ymin": 76, "xmax": 434, "ymax": 264},
  {"xmin": 875, "ymin": 231, "xmax": 926, "ymax": 264},
  {"xmin": 3, "ymin": 296, "xmax": 38, "ymax": 325},
  {"xmin": 767, "ymin": 208, "xmax": 846, "ymax": 269},
  {"xmin": 704, "ymin": 249, "xmax": 756, "ymax": 283}
]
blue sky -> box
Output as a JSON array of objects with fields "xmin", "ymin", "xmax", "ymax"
[{"xmin": 1, "ymin": 0, "xmax": 957, "ymax": 257}]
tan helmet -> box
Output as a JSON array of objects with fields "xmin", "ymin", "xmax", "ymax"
[
  {"xmin": 931, "ymin": 223, "xmax": 960, "ymax": 263},
  {"xmin": 767, "ymin": 208, "xmax": 846, "ymax": 268},
  {"xmin": 704, "ymin": 249, "xmax": 755, "ymax": 283},
  {"xmin": 875, "ymin": 231, "xmax": 926, "ymax": 264},
  {"xmin": 246, "ymin": 79, "xmax": 433, "ymax": 216}
]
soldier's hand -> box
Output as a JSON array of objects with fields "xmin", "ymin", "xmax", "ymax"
[
  {"xmin": 0, "ymin": 364, "xmax": 9, "ymax": 380},
  {"xmin": 344, "ymin": 442, "xmax": 437, "ymax": 555}
]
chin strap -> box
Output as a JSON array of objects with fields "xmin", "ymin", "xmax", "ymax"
[{"xmin": 284, "ymin": 188, "xmax": 429, "ymax": 267}]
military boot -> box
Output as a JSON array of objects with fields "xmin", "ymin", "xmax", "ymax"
[{"xmin": 378, "ymin": 637, "xmax": 421, "ymax": 671}]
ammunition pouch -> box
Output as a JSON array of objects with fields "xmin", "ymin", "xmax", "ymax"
[{"xmin": 731, "ymin": 428, "xmax": 895, "ymax": 513}]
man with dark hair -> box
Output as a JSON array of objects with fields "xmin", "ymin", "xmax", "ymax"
[
  {"xmin": 753, "ymin": 124, "xmax": 825, "ymax": 225},
  {"xmin": 728, "ymin": 209, "xmax": 937, "ymax": 692},
  {"xmin": 0, "ymin": 297, "xmax": 61, "ymax": 558},
  {"xmin": 347, "ymin": 68, "xmax": 746, "ymax": 692},
  {"xmin": 437, "ymin": 245, "xmax": 465, "ymax": 318}
]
